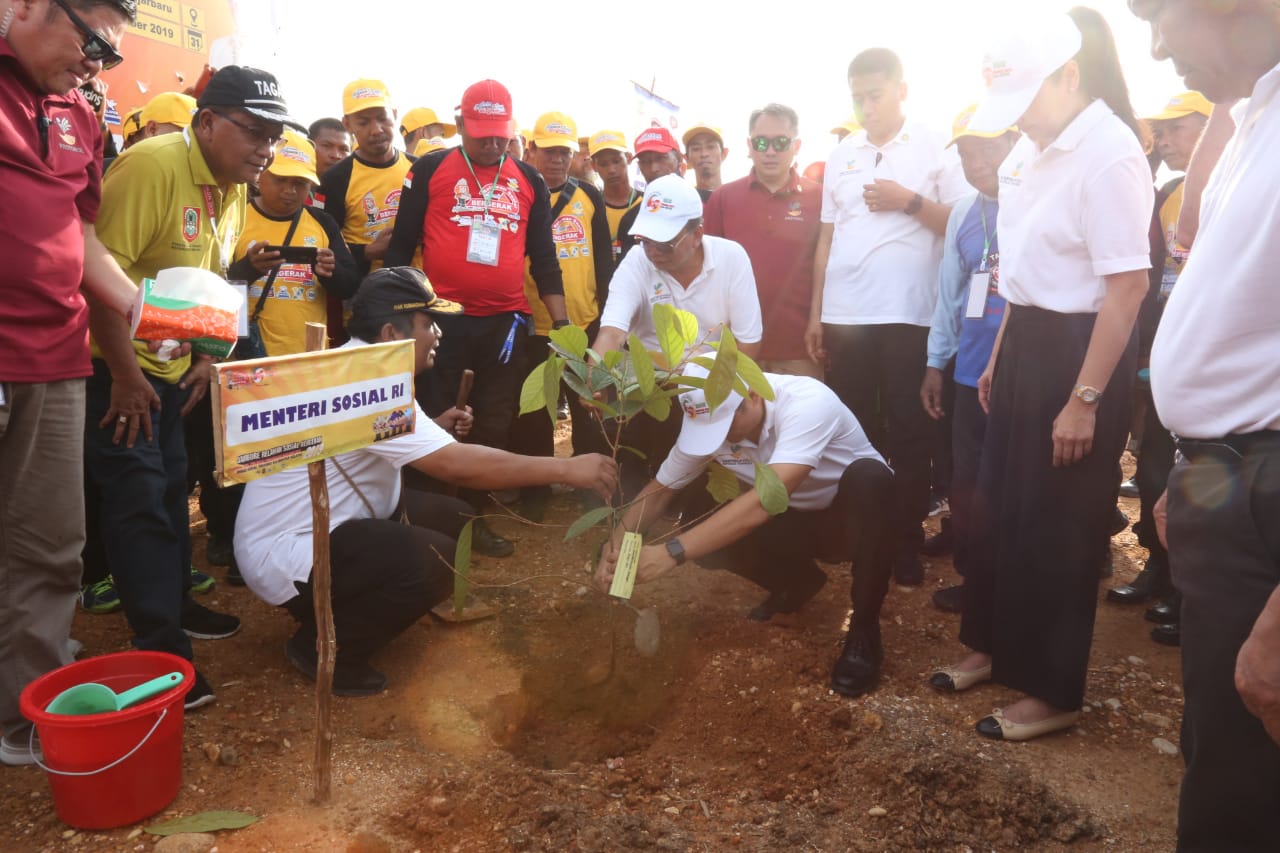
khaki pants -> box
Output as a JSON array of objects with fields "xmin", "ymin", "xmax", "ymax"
[{"xmin": 0, "ymin": 380, "xmax": 83, "ymax": 735}]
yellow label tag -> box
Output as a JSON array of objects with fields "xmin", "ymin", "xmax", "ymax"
[{"xmin": 610, "ymin": 532, "xmax": 643, "ymax": 600}]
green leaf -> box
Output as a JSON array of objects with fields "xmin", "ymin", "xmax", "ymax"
[
  {"xmin": 145, "ymin": 811, "xmax": 260, "ymax": 836},
  {"xmin": 617, "ymin": 444, "xmax": 647, "ymax": 460},
  {"xmin": 706, "ymin": 462, "xmax": 742, "ymax": 503},
  {"xmin": 753, "ymin": 463, "xmax": 790, "ymax": 516},
  {"xmin": 673, "ymin": 306, "xmax": 699, "ymax": 344},
  {"xmin": 629, "ymin": 334, "xmax": 656, "ymax": 395},
  {"xmin": 454, "ymin": 519, "xmax": 473, "ymax": 615},
  {"xmin": 549, "ymin": 324, "xmax": 589, "ymax": 359},
  {"xmin": 561, "ymin": 369, "xmax": 592, "ymax": 400},
  {"xmin": 519, "ymin": 359, "xmax": 549, "ymax": 416},
  {"xmin": 642, "ymin": 393, "xmax": 671, "ymax": 421},
  {"xmin": 580, "ymin": 397, "xmax": 618, "ymax": 418},
  {"xmin": 735, "ymin": 351, "xmax": 775, "ymax": 401},
  {"xmin": 653, "ymin": 303, "xmax": 686, "ymax": 368},
  {"xmin": 704, "ymin": 330, "xmax": 739, "ymax": 412},
  {"xmin": 602, "ymin": 349, "xmax": 624, "ymax": 369},
  {"xmin": 618, "ymin": 397, "xmax": 645, "ymax": 419},
  {"xmin": 564, "ymin": 505, "xmax": 614, "ymax": 541},
  {"xmin": 543, "ymin": 355, "xmax": 563, "ymax": 424}
]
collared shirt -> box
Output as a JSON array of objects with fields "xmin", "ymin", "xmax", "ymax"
[
  {"xmin": 233, "ymin": 338, "xmax": 457, "ymax": 605},
  {"xmin": 820, "ymin": 119, "xmax": 969, "ymax": 326},
  {"xmin": 0, "ymin": 39, "xmax": 104, "ymax": 383},
  {"xmin": 94, "ymin": 128, "xmax": 248, "ymax": 382},
  {"xmin": 599, "ymin": 235, "xmax": 763, "ymax": 352},
  {"xmin": 1152, "ymin": 62, "xmax": 1280, "ymax": 438},
  {"xmin": 656, "ymin": 374, "xmax": 884, "ymax": 511},
  {"xmin": 703, "ymin": 168, "xmax": 821, "ymax": 362},
  {"xmin": 996, "ymin": 99, "xmax": 1153, "ymax": 314}
]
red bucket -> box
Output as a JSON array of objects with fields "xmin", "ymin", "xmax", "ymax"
[{"xmin": 19, "ymin": 651, "xmax": 194, "ymax": 829}]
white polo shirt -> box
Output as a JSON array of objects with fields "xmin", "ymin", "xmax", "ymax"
[
  {"xmin": 995, "ymin": 99, "xmax": 1153, "ymax": 313},
  {"xmin": 1152, "ymin": 62, "xmax": 1280, "ymax": 438},
  {"xmin": 233, "ymin": 341, "xmax": 457, "ymax": 606},
  {"xmin": 599, "ymin": 234, "xmax": 763, "ymax": 351},
  {"xmin": 655, "ymin": 374, "xmax": 885, "ymax": 511},
  {"xmin": 820, "ymin": 119, "xmax": 968, "ymax": 327}
]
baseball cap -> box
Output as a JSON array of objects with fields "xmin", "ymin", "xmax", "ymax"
[
  {"xmin": 121, "ymin": 107, "xmax": 143, "ymax": 136},
  {"xmin": 681, "ymin": 123, "xmax": 723, "ymax": 147},
  {"xmin": 197, "ymin": 66, "xmax": 305, "ymax": 131},
  {"xmin": 1145, "ymin": 91, "xmax": 1212, "ymax": 122},
  {"xmin": 401, "ymin": 107, "xmax": 456, "ymax": 138},
  {"xmin": 457, "ymin": 79, "xmax": 516, "ymax": 139},
  {"xmin": 342, "ymin": 78, "xmax": 393, "ymax": 117},
  {"xmin": 631, "ymin": 174, "xmax": 703, "ymax": 243},
  {"xmin": 675, "ymin": 362, "xmax": 744, "ymax": 457},
  {"xmin": 412, "ymin": 136, "xmax": 448, "ymax": 157},
  {"xmin": 139, "ymin": 92, "xmax": 196, "ymax": 128},
  {"xmin": 350, "ymin": 267, "xmax": 463, "ymax": 324},
  {"xmin": 268, "ymin": 130, "xmax": 319, "ymax": 185},
  {"xmin": 634, "ymin": 126, "xmax": 679, "ymax": 154},
  {"xmin": 588, "ymin": 129, "xmax": 628, "ymax": 156},
  {"xmin": 830, "ymin": 114, "xmax": 861, "ymax": 136},
  {"xmin": 969, "ymin": 13, "xmax": 1082, "ymax": 135},
  {"xmin": 530, "ymin": 112, "xmax": 577, "ymax": 148},
  {"xmin": 948, "ymin": 103, "xmax": 1016, "ymax": 147}
]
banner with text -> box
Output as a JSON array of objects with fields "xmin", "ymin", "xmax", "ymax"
[{"xmin": 211, "ymin": 341, "xmax": 415, "ymax": 485}]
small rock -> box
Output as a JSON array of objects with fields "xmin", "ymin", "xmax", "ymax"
[
  {"xmin": 201, "ymin": 742, "xmax": 220, "ymax": 762},
  {"xmin": 790, "ymin": 701, "xmax": 803, "ymax": 714},
  {"xmin": 1141, "ymin": 712, "xmax": 1174, "ymax": 730},
  {"xmin": 868, "ymin": 806, "xmax": 888, "ymax": 817},
  {"xmin": 860, "ymin": 711, "xmax": 883, "ymax": 732},
  {"xmin": 1103, "ymin": 698, "xmax": 1122, "ymax": 712},
  {"xmin": 217, "ymin": 745, "xmax": 240, "ymax": 766},
  {"xmin": 344, "ymin": 774, "xmax": 357, "ymax": 785},
  {"xmin": 1153, "ymin": 737, "xmax": 1179, "ymax": 756},
  {"xmin": 1127, "ymin": 655, "xmax": 1146, "ymax": 667},
  {"xmin": 127, "ymin": 829, "xmax": 142, "ymax": 840},
  {"xmin": 427, "ymin": 795, "xmax": 451, "ymax": 816},
  {"xmin": 62, "ymin": 830, "xmax": 77, "ymax": 840},
  {"xmin": 154, "ymin": 833, "xmax": 217, "ymax": 853},
  {"xmin": 282, "ymin": 738, "xmax": 291, "ymax": 749},
  {"xmin": 606, "ymin": 757, "xmax": 624, "ymax": 771},
  {"xmin": 663, "ymin": 806, "xmax": 680, "ymax": 815}
]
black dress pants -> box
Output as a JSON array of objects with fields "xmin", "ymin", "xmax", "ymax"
[{"xmin": 949, "ymin": 384, "xmax": 988, "ymax": 580}]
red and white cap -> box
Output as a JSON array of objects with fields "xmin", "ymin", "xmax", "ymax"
[
  {"xmin": 969, "ymin": 14, "xmax": 1082, "ymax": 135},
  {"xmin": 457, "ymin": 79, "xmax": 516, "ymax": 139},
  {"xmin": 631, "ymin": 175, "xmax": 703, "ymax": 243},
  {"xmin": 633, "ymin": 126, "xmax": 679, "ymax": 154}
]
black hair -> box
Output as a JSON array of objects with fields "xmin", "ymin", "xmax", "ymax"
[
  {"xmin": 308, "ymin": 117, "xmax": 346, "ymax": 139},
  {"xmin": 1066, "ymin": 6, "xmax": 1149, "ymax": 146},
  {"xmin": 748, "ymin": 103, "xmax": 799, "ymax": 135},
  {"xmin": 847, "ymin": 48, "xmax": 903, "ymax": 81},
  {"xmin": 346, "ymin": 311, "xmax": 415, "ymax": 343}
]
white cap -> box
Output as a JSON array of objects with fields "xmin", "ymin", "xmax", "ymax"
[
  {"xmin": 631, "ymin": 174, "xmax": 703, "ymax": 243},
  {"xmin": 675, "ymin": 362, "xmax": 744, "ymax": 457},
  {"xmin": 969, "ymin": 14, "xmax": 1082, "ymax": 135}
]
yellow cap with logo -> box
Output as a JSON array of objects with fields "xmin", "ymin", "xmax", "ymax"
[
  {"xmin": 530, "ymin": 112, "xmax": 577, "ymax": 148},
  {"xmin": 139, "ymin": 92, "xmax": 196, "ymax": 128},
  {"xmin": 1145, "ymin": 91, "xmax": 1212, "ymax": 122},
  {"xmin": 412, "ymin": 136, "xmax": 448, "ymax": 157},
  {"xmin": 948, "ymin": 103, "xmax": 1016, "ymax": 147},
  {"xmin": 268, "ymin": 129, "xmax": 320, "ymax": 186},
  {"xmin": 588, "ymin": 129, "xmax": 628, "ymax": 157},
  {"xmin": 401, "ymin": 107, "xmax": 456, "ymax": 138},
  {"xmin": 342, "ymin": 78, "xmax": 393, "ymax": 117}
]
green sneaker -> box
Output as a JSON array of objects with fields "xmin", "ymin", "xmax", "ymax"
[
  {"xmin": 189, "ymin": 565, "xmax": 216, "ymax": 595},
  {"xmin": 80, "ymin": 576, "xmax": 121, "ymax": 614}
]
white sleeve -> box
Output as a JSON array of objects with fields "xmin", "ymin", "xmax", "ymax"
[
  {"xmin": 767, "ymin": 399, "xmax": 833, "ymax": 471},
  {"xmin": 361, "ymin": 402, "xmax": 456, "ymax": 468},
  {"xmin": 1083, "ymin": 152, "xmax": 1156, "ymax": 277},
  {"xmin": 598, "ymin": 249, "xmax": 646, "ymax": 333},
  {"xmin": 726, "ymin": 242, "xmax": 764, "ymax": 344},
  {"xmin": 820, "ymin": 149, "xmax": 841, "ymax": 225},
  {"xmin": 655, "ymin": 443, "xmax": 709, "ymax": 492}
]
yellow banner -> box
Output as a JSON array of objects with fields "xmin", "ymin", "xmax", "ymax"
[
  {"xmin": 130, "ymin": 14, "xmax": 182, "ymax": 48},
  {"xmin": 211, "ymin": 341, "xmax": 417, "ymax": 486}
]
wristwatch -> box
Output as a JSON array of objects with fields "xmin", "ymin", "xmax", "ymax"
[
  {"xmin": 904, "ymin": 193, "xmax": 924, "ymax": 216},
  {"xmin": 1073, "ymin": 384, "xmax": 1103, "ymax": 404},
  {"xmin": 551, "ymin": 319, "xmax": 571, "ymax": 330},
  {"xmin": 665, "ymin": 538, "xmax": 686, "ymax": 566}
]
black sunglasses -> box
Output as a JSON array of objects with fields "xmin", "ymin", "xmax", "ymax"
[
  {"xmin": 750, "ymin": 135, "xmax": 793, "ymax": 153},
  {"xmin": 52, "ymin": 0, "xmax": 124, "ymax": 70},
  {"xmin": 214, "ymin": 111, "xmax": 285, "ymax": 149}
]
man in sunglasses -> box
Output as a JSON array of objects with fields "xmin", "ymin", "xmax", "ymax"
[
  {"xmin": 704, "ymin": 103, "xmax": 823, "ymax": 381},
  {"xmin": 85, "ymin": 65, "xmax": 305, "ymax": 713},
  {"xmin": 0, "ymin": 0, "xmax": 142, "ymax": 766}
]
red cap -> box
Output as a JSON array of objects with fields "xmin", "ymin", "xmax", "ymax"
[
  {"xmin": 633, "ymin": 126, "xmax": 679, "ymax": 154},
  {"xmin": 457, "ymin": 79, "xmax": 516, "ymax": 139}
]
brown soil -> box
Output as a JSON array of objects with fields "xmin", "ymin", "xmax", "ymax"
[{"xmin": 0, "ymin": 444, "xmax": 1182, "ymax": 852}]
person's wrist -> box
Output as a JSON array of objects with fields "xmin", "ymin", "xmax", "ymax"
[
  {"xmin": 552, "ymin": 319, "xmax": 571, "ymax": 329},
  {"xmin": 904, "ymin": 193, "xmax": 924, "ymax": 216}
]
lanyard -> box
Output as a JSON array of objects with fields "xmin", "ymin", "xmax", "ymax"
[
  {"xmin": 460, "ymin": 149, "xmax": 507, "ymax": 219},
  {"xmin": 185, "ymin": 128, "xmax": 230, "ymax": 277},
  {"xmin": 977, "ymin": 197, "xmax": 995, "ymax": 273}
]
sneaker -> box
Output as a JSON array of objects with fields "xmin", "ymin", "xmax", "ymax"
[
  {"xmin": 1118, "ymin": 477, "xmax": 1140, "ymax": 499},
  {"xmin": 557, "ymin": 398, "xmax": 570, "ymax": 421},
  {"xmin": 927, "ymin": 495, "xmax": 950, "ymax": 517},
  {"xmin": 0, "ymin": 728, "xmax": 41, "ymax": 767},
  {"xmin": 225, "ymin": 559, "xmax": 246, "ymax": 587},
  {"xmin": 80, "ymin": 576, "xmax": 121, "ymax": 614},
  {"xmin": 284, "ymin": 634, "xmax": 388, "ymax": 697},
  {"xmin": 206, "ymin": 534, "xmax": 234, "ymax": 567},
  {"xmin": 184, "ymin": 670, "xmax": 217, "ymax": 711},
  {"xmin": 182, "ymin": 601, "xmax": 241, "ymax": 640},
  {"xmin": 189, "ymin": 565, "xmax": 216, "ymax": 595},
  {"xmin": 472, "ymin": 519, "xmax": 515, "ymax": 558}
]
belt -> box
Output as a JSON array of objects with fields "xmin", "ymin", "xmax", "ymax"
[{"xmin": 1175, "ymin": 430, "xmax": 1280, "ymax": 463}]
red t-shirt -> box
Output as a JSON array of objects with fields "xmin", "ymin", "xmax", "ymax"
[{"xmin": 0, "ymin": 41, "xmax": 104, "ymax": 382}]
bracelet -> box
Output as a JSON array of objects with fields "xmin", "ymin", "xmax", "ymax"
[{"xmin": 904, "ymin": 193, "xmax": 924, "ymax": 216}]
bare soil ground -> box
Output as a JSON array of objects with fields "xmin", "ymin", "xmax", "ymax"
[{"xmin": 0, "ymin": 446, "xmax": 1182, "ymax": 852}]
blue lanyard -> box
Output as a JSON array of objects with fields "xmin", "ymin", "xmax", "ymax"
[{"xmin": 499, "ymin": 314, "xmax": 527, "ymax": 364}]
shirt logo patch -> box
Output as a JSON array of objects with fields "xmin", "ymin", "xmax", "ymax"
[
  {"xmin": 552, "ymin": 215, "xmax": 586, "ymax": 245},
  {"xmin": 182, "ymin": 207, "xmax": 200, "ymax": 243}
]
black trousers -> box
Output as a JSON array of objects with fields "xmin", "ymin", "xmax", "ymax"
[
  {"xmin": 689, "ymin": 458, "xmax": 896, "ymax": 632},
  {"xmin": 822, "ymin": 323, "xmax": 932, "ymax": 553},
  {"xmin": 960, "ymin": 305, "xmax": 1134, "ymax": 711},
  {"xmin": 1168, "ymin": 436, "xmax": 1280, "ymax": 851},
  {"xmin": 284, "ymin": 489, "xmax": 469, "ymax": 666},
  {"xmin": 185, "ymin": 391, "xmax": 243, "ymax": 542},
  {"xmin": 617, "ymin": 410, "xmax": 682, "ymax": 502},
  {"xmin": 1133, "ymin": 388, "xmax": 1176, "ymax": 577},
  {"xmin": 949, "ymin": 384, "xmax": 988, "ymax": 580}
]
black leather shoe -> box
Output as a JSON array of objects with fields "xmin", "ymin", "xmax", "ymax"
[
  {"xmin": 1151, "ymin": 622, "xmax": 1181, "ymax": 647},
  {"xmin": 472, "ymin": 519, "xmax": 515, "ymax": 558},
  {"xmin": 830, "ymin": 626, "xmax": 883, "ymax": 697},
  {"xmin": 1118, "ymin": 477, "xmax": 1140, "ymax": 499},
  {"xmin": 932, "ymin": 584, "xmax": 965, "ymax": 614},
  {"xmin": 225, "ymin": 557, "xmax": 246, "ymax": 587},
  {"xmin": 1145, "ymin": 598, "xmax": 1179, "ymax": 625},
  {"xmin": 920, "ymin": 517, "xmax": 953, "ymax": 557},
  {"xmin": 1106, "ymin": 563, "xmax": 1164, "ymax": 604},
  {"xmin": 285, "ymin": 635, "xmax": 388, "ymax": 697},
  {"xmin": 1110, "ymin": 507, "xmax": 1129, "ymax": 536},
  {"xmin": 747, "ymin": 571, "xmax": 827, "ymax": 622},
  {"xmin": 894, "ymin": 552, "xmax": 925, "ymax": 586}
]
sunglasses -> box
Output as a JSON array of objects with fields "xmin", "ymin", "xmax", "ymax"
[
  {"xmin": 635, "ymin": 224, "xmax": 694, "ymax": 254},
  {"xmin": 52, "ymin": 0, "xmax": 124, "ymax": 70},
  {"xmin": 215, "ymin": 111, "xmax": 284, "ymax": 149},
  {"xmin": 750, "ymin": 135, "xmax": 793, "ymax": 153}
]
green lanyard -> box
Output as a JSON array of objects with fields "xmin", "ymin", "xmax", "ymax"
[
  {"xmin": 460, "ymin": 149, "xmax": 506, "ymax": 220},
  {"xmin": 978, "ymin": 196, "xmax": 994, "ymax": 273}
]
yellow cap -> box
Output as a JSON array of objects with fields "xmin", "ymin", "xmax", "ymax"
[
  {"xmin": 267, "ymin": 129, "xmax": 320, "ymax": 186},
  {"xmin": 1145, "ymin": 91, "xmax": 1212, "ymax": 122},
  {"xmin": 412, "ymin": 136, "xmax": 448, "ymax": 157},
  {"xmin": 529, "ymin": 112, "xmax": 577, "ymax": 148},
  {"xmin": 139, "ymin": 92, "xmax": 196, "ymax": 128},
  {"xmin": 121, "ymin": 107, "xmax": 143, "ymax": 136},
  {"xmin": 830, "ymin": 114, "xmax": 861, "ymax": 136},
  {"xmin": 342, "ymin": 78, "xmax": 393, "ymax": 117},
  {"xmin": 401, "ymin": 107, "xmax": 456, "ymax": 138},
  {"xmin": 681, "ymin": 123, "xmax": 723, "ymax": 147},
  {"xmin": 947, "ymin": 103, "xmax": 1015, "ymax": 147},
  {"xmin": 588, "ymin": 129, "xmax": 628, "ymax": 157}
]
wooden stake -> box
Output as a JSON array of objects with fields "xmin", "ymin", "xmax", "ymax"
[{"xmin": 304, "ymin": 322, "xmax": 336, "ymax": 803}]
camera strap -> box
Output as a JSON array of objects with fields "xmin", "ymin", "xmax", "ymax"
[{"xmin": 251, "ymin": 208, "xmax": 304, "ymax": 322}]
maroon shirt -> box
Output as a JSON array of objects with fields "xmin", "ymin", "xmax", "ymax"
[
  {"xmin": 703, "ymin": 168, "xmax": 820, "ymax": 362},
  {"xmin": 1, "ymin": 40, "xmax": 104, "ymax": 382}
]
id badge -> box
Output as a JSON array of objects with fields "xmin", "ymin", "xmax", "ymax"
[
  {"xmin": 467, "ymin": 217, "xmax": 502, "ymax": 266},
  {"xmin": 1159, "ymin": 267, "xmax": 1178, "ymax": 299},
  {"xmin": 965, "ymin": 272, "xmax": 990, "ymax": 319}
]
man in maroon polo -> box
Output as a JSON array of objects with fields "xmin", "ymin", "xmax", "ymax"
[{"xmin": 704, "ymin": 103, "xmax": 823, "ymax": 379}]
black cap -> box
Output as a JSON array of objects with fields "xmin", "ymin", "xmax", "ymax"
[
  {"xmin": 350, "ymin": 268, "xmax": 463, "ymax": 324},
  {"xmin": 196, "ymin": 66, "xmax": 304, "ymax": 131},
  {"xmin": 106, "ymin": 1, "xmax": 137, "ymax": 20}
]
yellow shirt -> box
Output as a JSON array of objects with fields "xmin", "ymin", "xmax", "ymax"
[
  {"xmin": 319, "ymin": 151, "xmax": 420, "ymax": 271},
  {"xmin": 1158, "ymin": 180, "xmax": 1188, "ymax": 299},
  {"xmin": 94, "ymin": 129, "xmax": 246, "ymax": 382},
  {"xmin": 524, "ymin": 182, "xmax": 607, "ymax": 335},
  {"xmin": 605, "ymin": 193, "xmax": 640, "ymax": 265},
  {"xmin": 234, "ymin": 205, "xmax": 333, "ymax": 356}
]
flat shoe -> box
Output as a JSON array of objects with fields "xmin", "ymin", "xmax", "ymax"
[
  {"xmin": 976, "ymin": 707, "xmax": 1081, "ymax": 742},
  {"xmin": 928, "ymin": 663, "xmax": 991, "ymax": 693}
]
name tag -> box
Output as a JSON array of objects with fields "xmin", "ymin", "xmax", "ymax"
[
  {"xmin": 467, "ymin": 217, "xmax": 502, "ymax": 266},
  {"xmin": 965, "ymin": 272, "xmax": 990, "ymax": 319}
]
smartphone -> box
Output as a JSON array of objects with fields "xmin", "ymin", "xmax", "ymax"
[{"xmin": 264, "ymin": 245, "xmax": 319, "ymax": 266}]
